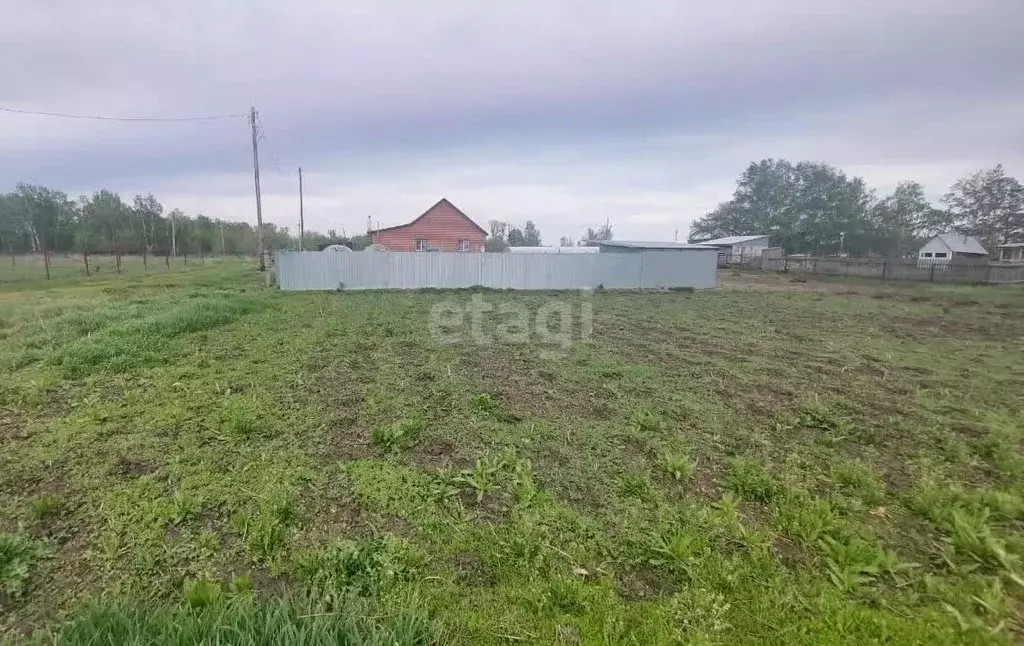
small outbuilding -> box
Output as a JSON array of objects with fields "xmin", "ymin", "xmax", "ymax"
[
  {"xmin": 690, "ymin": 234, "xmax": 771, "ymax": 263},
  {"xmin": 996, "ymin": 242, "xmax": 1024, "ymax": 262},
  {"xmin": 593, "ymin": 240, "xmax": 719, "ymax": 289},
  {"xmin": 917, "ymin": 234, "xmax": 989, "ymax": 265}
]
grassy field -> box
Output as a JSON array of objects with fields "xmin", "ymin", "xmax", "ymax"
[{"xmin": 1, "ymin": 261, "xmax": 1023, "ymax": 644}]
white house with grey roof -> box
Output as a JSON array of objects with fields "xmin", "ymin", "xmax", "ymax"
[{"xmin": 917, "ymin": 234, "xmax": 989, "ymax": 266}]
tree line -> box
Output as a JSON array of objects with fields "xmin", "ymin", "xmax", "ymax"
[
  {"xmin": 485, "ymin": 220, "xmax": 613, "ymax": 251},
  {"xmin": 689, "ymin": 161, "xmax": 1023, "ymax": 256},
  {"xmin": 0, "ymin": 183, "xmax": 341, "ymax": 260}
]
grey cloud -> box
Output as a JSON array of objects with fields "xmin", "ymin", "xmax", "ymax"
[{"xmin": 1, "ymin": 0, "xmax": 1023, "ymax": 239}]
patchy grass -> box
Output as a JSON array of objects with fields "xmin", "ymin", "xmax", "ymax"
[{"xmin": 2, "ymin": 261, "xmax": 1024, "ymax": 643}]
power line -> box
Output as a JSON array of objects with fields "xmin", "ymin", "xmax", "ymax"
[{"xmin": 0, "ymin": 106, "xmax": 247, "ymax": 122}]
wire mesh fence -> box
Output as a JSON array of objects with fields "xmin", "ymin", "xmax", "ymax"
[{"xmin": 730, "ymin": 254, "xmax": 1024, "ymax": 284}]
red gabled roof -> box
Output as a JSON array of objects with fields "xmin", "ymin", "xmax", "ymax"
[{"xmin": 373, "ymin": 198, "xmax": 488, "ymax": 236}]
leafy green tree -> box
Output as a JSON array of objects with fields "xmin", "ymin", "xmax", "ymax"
[
  {"xmin": 522, "ymin": 221, "xmax": 541, "ymax": 246},
  {"xmin": 580, "ymin": 223, "xmax": 613, "ymax": 246},
  {"xmin": 690, "ymin": 159, "xmax": 877, "ymax": 255},
  {"xmin": 133, "ymin": 193, "xmax": 163, "ymax": 252},
  {"xmin": 943, "ymin": 164, "xmax": 1024, "ymax": 247},
  {"xmin": 485, "ymin": 220, "xmax": 509, "ymax": 252},
  {"xmin": 869, "ymin": 181, "xmax": 933, "ymax": 257}
]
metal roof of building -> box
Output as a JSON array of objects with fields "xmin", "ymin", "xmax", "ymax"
[
  {"xmin": 694, "ymin": 234, "xmax": 770, "ymax": 246},
  {"xmin": 508, "ymin": 246, "xmax": 599, "ymax": 254},
  {"xmin": 596, "ymin": 240, "xmax": 717, "ymax": 250},
  {"xmin": 933, "ymin": 234, "xmax": 988, "ymax": 255}
]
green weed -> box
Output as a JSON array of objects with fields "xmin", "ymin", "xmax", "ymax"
[
  {"xmin": 820, "ymin": 535, "xmax": 882, "ymax": 592},
  {"xmin": 618, "ymin": 473, "xmax": 654, "ymax": 501},
  {"xmin": 30, "ymin": 494, "xmax": 61, "ymax": 521},
  {"xmin": 772, "ymin": 489, "xmax": 840, "ymax": 545},
  {"xmin": 454, "ymin": 454, "xmax": 507, "ymax": 502},
  {"xmin": 230, "ymin": 497, "xmax": 296, "ymax": 565},
  {"xmin": 725, "ymin": 457, "xmax": 777, "ymax": 502},
  {"xmin": 660, "ymin": 453, "xmax": 696, "ymax": 480},
  {"xmin": 182, "ymin": 579, "xmax": 223, "ymax": 608},
  {"xmin": 830, "ymin": 459, "xmax": 885, "ymax": 505},
  {"xmin": 371, "ymin": 416, "xmax": 425, "ymax": 452},
  {"xmin": 648, "ymin": 528, "xmax": 707, "ymax": 577},
  {"xmin": 0, "ymin": 533, "xmax": 46, "ymax": 600},
  {"xmin": 628, "ymin": 407, "xmax": 663, "ymax": 435},
  {"xmin": 296, "ymin": 537, "xmax": 424, "ymax": 609}
]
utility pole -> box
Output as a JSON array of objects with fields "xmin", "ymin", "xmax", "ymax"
[
  {"xmin": 250, "ymin": 106, "xmax": 265, "ymax": 271},
  {"xmin": 298, "ymin": 167, "xmax": 305, "ymax": 251},
  {"xmin": 171, "ymin": 210, "xmax": 177, "ymax": 258},
  {"xmin": 219, "ymin": 220, "xmax": 226, "ymax": 255}
]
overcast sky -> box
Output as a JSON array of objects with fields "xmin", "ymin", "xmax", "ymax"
[{"xmin": 2, "ymin": 1, "xmax": 1023, "ymax": 242}]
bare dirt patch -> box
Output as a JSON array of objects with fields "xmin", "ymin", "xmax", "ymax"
[{"xmin": 113, "ymin": 456, "xmax": 160, "ymax": 479}]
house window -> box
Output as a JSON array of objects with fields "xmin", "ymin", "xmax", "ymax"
[
  {"xmin": 415, "ymin": 238, "xmax": 428, "ymax": 251},
  {"xmin": 923, "ymin": 252, "xmax": 933, "ymax": 258},
  {"xmin": 457, "ymin": 239, "xmax": 469, "ymax": 252},
  {"xmin": 934, "ymin": 252, "xmax": 947, "ymax": 258}
]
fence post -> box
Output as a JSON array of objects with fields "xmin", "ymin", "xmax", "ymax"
[
  {"xmin": 986, "ymin": 264, "xmax": 992, "ymax": 284},
  {"xmin": 813, "ymin": 258, "xmax": 818, "ymax": 275},
  {"xmin": 930, "ymin": 263, "xmax": 935, "ymax": 282},
  {"xmin": 784, "ymin": 256, "xmax": 789, "ymax": 273},
  {"xmin": 882, "ymin": 260, "xmax": 887, "ymax": 282}
]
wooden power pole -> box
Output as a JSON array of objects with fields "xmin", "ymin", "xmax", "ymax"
[
  {"xmin": 298, "ymin": 167, "xmax": 305, "ymax": 251},
  {"xmin": 250, "ymin": 106, "xmax": 265, "ymax": 271}
]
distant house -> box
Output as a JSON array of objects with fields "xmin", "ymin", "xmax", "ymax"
[
  {"xmin": 691, "ymin": 234, "xmax": 771, "ymax": 262},
  {"xmin": 370, "ymin": 198, "xmax": 487, "ymax": 252},
  {"xmin": 996, "ymin": 242, "xmax": 1024, "ymax": 262},
  {"xmin": 917, "ymin": 234, "xmax": 989, "ymax": 265}
]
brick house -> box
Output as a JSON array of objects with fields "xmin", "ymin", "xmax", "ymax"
[{"xmin": 370, "ymin": 198, "xmax": 487, "ymax": 252}]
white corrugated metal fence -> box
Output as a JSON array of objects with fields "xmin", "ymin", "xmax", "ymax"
[{"xmin": 276, "ymin": 250, "xmax": 718, "ymax": 291}]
